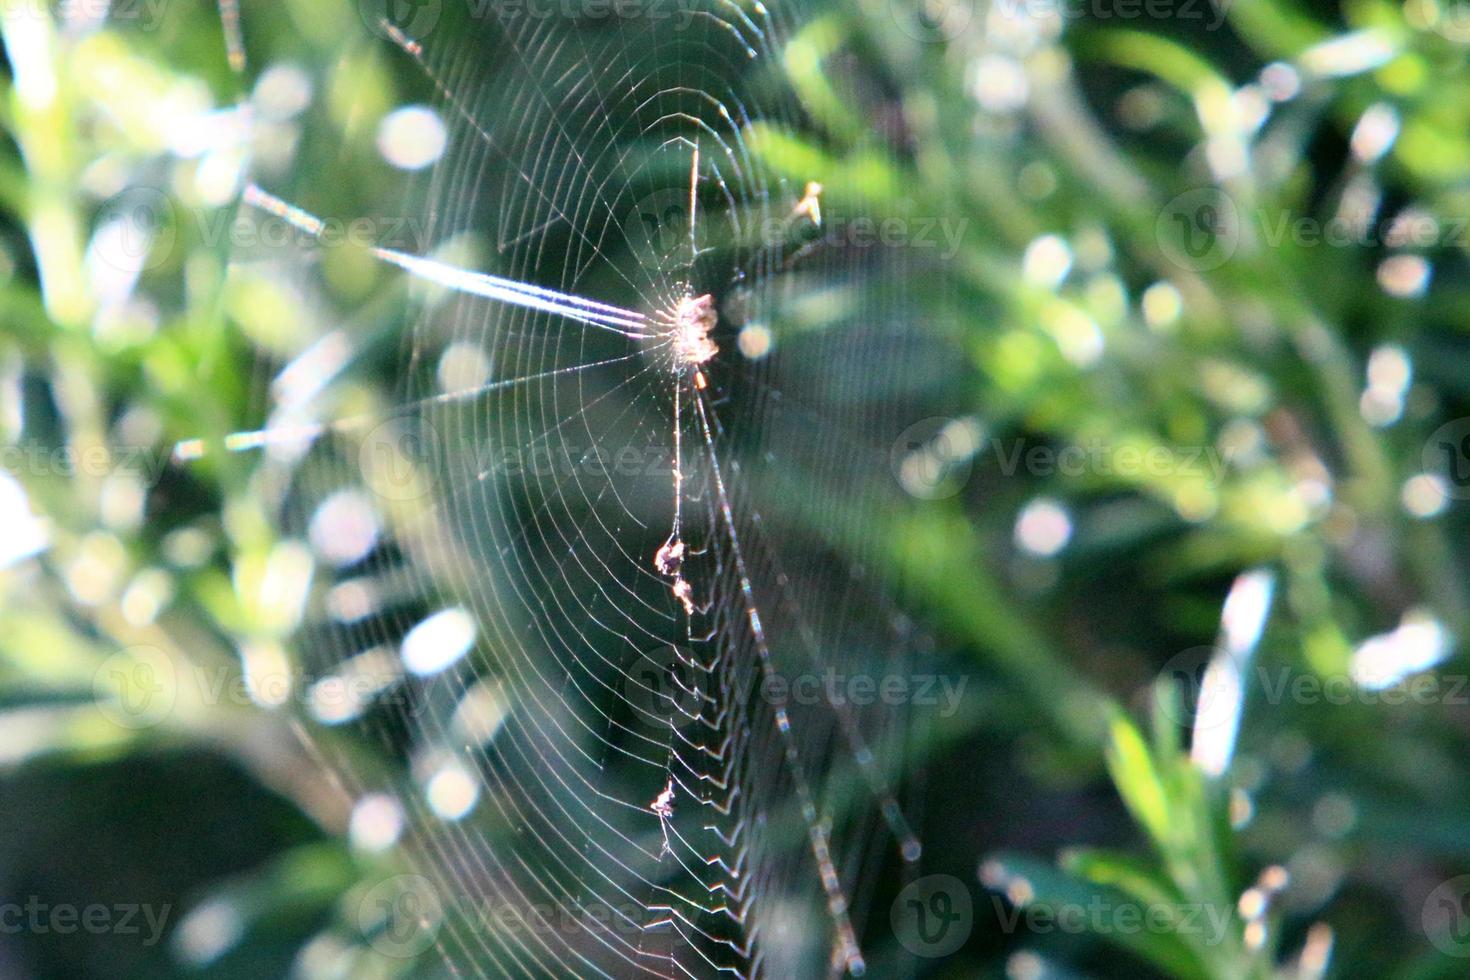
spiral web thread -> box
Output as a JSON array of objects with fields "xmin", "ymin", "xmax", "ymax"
[{"xmin": 207, "ymin": 1, "xmax": 935, "ymax": 975}]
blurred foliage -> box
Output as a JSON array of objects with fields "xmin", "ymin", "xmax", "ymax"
[{"xmin": 0, "ymin": 0, "xmax": 1469, "ymax": 977}]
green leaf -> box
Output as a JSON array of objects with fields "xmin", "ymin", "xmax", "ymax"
[{"xmin": 1105, "ymin": 710, "xmax": 1172, "ymax": 849}]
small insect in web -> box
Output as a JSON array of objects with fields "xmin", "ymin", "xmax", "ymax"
[
  {"xmin": 649, "ymin": 142, "xmax": 720, "ymax": 621},
  {"xmin": 650, "ymin": 777, "xmax": 676, "ymax": 857},
  {"xmin": 667, "ymin": 293, "xmax": 718, "ymax": 373},
  {"xmin": 792, "ymin": 180, "xmax": 823, "ymax": 227},
  {"xmin": 652, "ymin": 146, "xmax": 718, "ymax": 386},
  {"xmin": 654, "ymin": 536, "xmax": 698, "ymax": 616}
]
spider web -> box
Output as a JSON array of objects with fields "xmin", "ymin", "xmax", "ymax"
[{"xmin": 206, "ymin": 1, "xmax": 942, "ymax": 975}]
